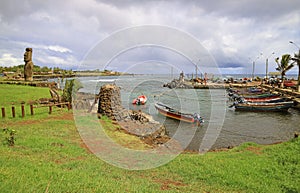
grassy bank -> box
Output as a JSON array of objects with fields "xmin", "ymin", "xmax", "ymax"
[{"xmin": 0, "ymin": 84, "xmax": 299, "ymax": 192}]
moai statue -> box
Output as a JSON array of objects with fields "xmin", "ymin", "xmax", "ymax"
[
  {"xmin": 179, "ymin": 71, "xmax": 185, "ymax": 82},
  {"xmin": 24, "ymin": 48, "xmax": 34, "ymax": 81}
]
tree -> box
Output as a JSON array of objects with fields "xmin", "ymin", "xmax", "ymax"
[
  {"xmin": 291, "ymin": 50, "xmax": 300, "ymax": 92},
  {"xmin": 275, "ymin": 54, "xmax": 294, "ymax": 88},
  {"xmin": 62, "ymin": 79, "xmax": 83, "ymax": 103},
  {"xmin": 41, "ymin": 66, "xmax": 50, "ymax": 73}
]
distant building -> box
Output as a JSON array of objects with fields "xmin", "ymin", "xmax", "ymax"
[{"xmin": 269, "ymin": 72, "xmax": 280, "ymax": 78}]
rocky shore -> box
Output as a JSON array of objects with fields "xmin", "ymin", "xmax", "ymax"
[
  {"xmin": 163, "ymin": 72, "xmax": 227, "ymax": 89},
  {"xmin": 97, "ymin": 84, "xmax": 170, "ymax": 146}
]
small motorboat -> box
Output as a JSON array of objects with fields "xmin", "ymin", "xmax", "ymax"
[
  {"xmin": 154, "ymin": 102, "xmax": 204, "ymax": 124},
  {"xmin": 247, "ymin": 87, "xmax": 263, "ymax": 93},
  {"xmin": 231, "ymin": 101, "xmax": 294, "ymax": 112},
  {"xmin": 132, "ymin": 95, "xmax": 147, "ymax": 105}
]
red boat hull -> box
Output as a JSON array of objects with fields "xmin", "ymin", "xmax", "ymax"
[
  {"xmin": 132, "ymin": 95, "xmax": 147, "ymax": 105},
  {"xmin": 156, "ymin": 107, "xmax": 195, "ymax": 123},
  {"xmin": 154, "ymin": 103, "xmax": 202, "ymax": 124}
]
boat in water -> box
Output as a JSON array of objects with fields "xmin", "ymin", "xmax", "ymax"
[
  {"xmin": 132, "ymin": 95, "xmax": 147, "ymax": 105},
  {"xmin": 227, "ymin": 87, "xmax": 295, "ymax": 112},
  {"xmin": 233, "ymin": 94, "xmax": 286, "ymax": 103},
  {"xmin": 154, "ymin": 102, "xmax": 204, "ymax": 124},
  {"xmin": 232, "ymin": 101, "xmax": 294, "ymax": 112},
  {"xmin": 247, "ymin": 87, "xmax": 263, "ymax": 93},
  {"xmin": 241, "ymin": 96, "xmax": 285, "ymax": 103}
]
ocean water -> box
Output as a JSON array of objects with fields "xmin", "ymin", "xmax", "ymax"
[{"xmin": 58, "ymin": 74, "xmax": 300, "ymax": 151}]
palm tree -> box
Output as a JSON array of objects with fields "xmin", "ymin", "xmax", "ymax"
[
  {"xmin": 275, "ymin": 54, "xmax": 294, "ymax": 88},
  {"xmin": 291, "ymin": 50, "xmax": 300, "ymax": 92}
]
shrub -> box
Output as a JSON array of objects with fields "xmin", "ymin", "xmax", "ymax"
[
  {"xmin": 62, "ymin": 79, "xmax": 83, "ymax": 103},
  {"xmin": 2, "ymin": 128, "xmax": 16, "ymax": 146}
]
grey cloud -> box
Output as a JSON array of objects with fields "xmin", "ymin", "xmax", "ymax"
[{"xmin": 0, "ymin": 0, "xmax": 299, "ymax": 74}]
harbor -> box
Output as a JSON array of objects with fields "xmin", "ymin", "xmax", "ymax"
[
  {"xmin": 1, "ymin": 0, "xmax": 300, "ymax": 192},
  {"xmin": 71, "ymin": 74, "xmax": 300, "ymax": 151},
  {"xmin": 261, "ymin": 84, "xmax": 300, "ymax": 108},
  {"xmin": 162, "ymin": 72, "xmax": 300, "ymax": 110}
]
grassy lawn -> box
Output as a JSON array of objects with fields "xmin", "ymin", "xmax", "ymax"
[{"xmin": 0, "ymin": 84, "xmax": 299, "ymax": 192}]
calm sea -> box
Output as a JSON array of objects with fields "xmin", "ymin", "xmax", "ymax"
[{"xmin": 54, "ymin": 74, "xmax": 300, "ymax": 151}]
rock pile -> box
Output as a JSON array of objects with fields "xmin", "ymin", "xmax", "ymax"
[
  {"xmin": 118, "ymin": 120, "xmax": 170, "ymax": 146},
  {"xmin": 97, "ymin": 84, "xmax": 130, "ymax": 120},
  {"xmin": 97, "ymin": 83, "xmax": 170, "ymax": 146},
  {"xmin": 163, "ymin": 79, "xmax": 194, "ymax": 89},
  {"xmin": 73, "ymin": 92, "xmax": 94, "ymax": 111},
  {"xmin": 163, "ymin": 73, "xmax": 194, "ymax": 89}
]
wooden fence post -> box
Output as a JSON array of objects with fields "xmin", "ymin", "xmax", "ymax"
[
  {"xmin": 30, "ymin": 105, "xmax": 34, "ymax": 115},
  {"xmin": 1, "ymin": 107, "xmax": 5, "ymax": 118},
  {"xmin": 12, "ymin": 106, "xmax": 15, "ymax": 118},
  {"xmin": 21, "ymin": 105, "xmax": 25, "ymax": 118},
  {"xmin": 49, "ymin": 106, "xmax": 52, "ymax": 114}
]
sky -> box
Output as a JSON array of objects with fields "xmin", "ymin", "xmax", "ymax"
[{"xmin": 0, "ymin": 0, "xmax": 300, "ymax": 75}]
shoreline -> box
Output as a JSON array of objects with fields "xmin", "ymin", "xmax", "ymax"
[{"xmin": 1, "ymin": 78, "xmax": 299, "ymax": 108}]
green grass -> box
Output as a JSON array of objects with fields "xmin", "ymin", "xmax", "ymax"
[
  {"xmin": 0, "ymin": 84, "xmax": 66, "ymax": 120},
  {"xmin": 0, "ymin": 84, "xmax": 50, "ymax": 106},
  {"xmin": 0, "ymin": 84, "xmax": 299, "ymax": 192}
]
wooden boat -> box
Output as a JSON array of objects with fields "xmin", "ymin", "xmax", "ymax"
[
  {"xmin": 240, "ymin": 93, "xmax": 278, "ymax": 98},
  {"xmin": 242, "ymin": 94, "xmax": 280, "ymax": 100},
  {"xmin": 284, "ymin": 80, "xmax": 296, "ymax": 87},
  {"xmin": 242, "ymin": 96, "xmax": 285, "ymax": 103},
  {"xmin": 132, "ymin": 95, "xmax": 147, "ymax": 105},
  {"xmin": 247, "ymin": 87, "xmax": 263, "ymax": 93},
  {"xmin": 233, "ymin": 101, "xmax": 294, "ymax": 112},
  {"xmin": 229, "ymin": 93, "xmax": 281, "ymax": 102},
  {"xmin": 154, "ymin": 102, "xmax": 204, "ymax": 124},
  {"xmin": 243, "ymin": 97, "xmax": 285, "ymax": 103},
  {"xmin": 227, "ymin": 87, "xmax": 263, "ymax": 95}
]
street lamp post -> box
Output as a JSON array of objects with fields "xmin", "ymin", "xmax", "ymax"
[
  {"xmin": 289, "ymin": 41, "xmax": 300, "ymax": 92},
  {"xmin": 264, "ymin": 52, "xmax": 275, "ymax": 80},
  {"xmin": 195, "ymin": 59, "xmax": 200, "ymax": 79},
  {"xmin": 251, "ymin": 53, "xmax": 262, "ymax": 80},
  {"xmin": 266, "ymin": 58, "xmax": 268, "ymax": 79},
  {"xmin": 252, "ymin": 61, "xmax": 255, "ymax": 79}
]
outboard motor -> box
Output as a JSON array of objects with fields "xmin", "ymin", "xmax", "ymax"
[{"xmin": 193, "ymin": 113, "xmax": 204, "ymax": 124}]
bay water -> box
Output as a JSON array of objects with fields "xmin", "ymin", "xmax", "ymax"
[{"xmin": 64, "ymin": 75, "xmax": 300, "ymax": 151}]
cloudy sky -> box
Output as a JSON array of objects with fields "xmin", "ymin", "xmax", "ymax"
[{"xmin": 0, "ymin": 0, "xmax": 299, "ymax": 74}]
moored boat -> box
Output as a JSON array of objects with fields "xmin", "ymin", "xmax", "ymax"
[
  {"xmin": 132, "ymin": 95, "xmax": 147, "ymax": 105},
  {"xmin": 154, "ymin": 102, "xmax": 204, "ymax": 124},
  {"xmin": 247, "ymin": 87, "xmax": 263, "ymax": 93},
  {"xmin": 241, "ymin": 96, "xmax": 285, "ymax": 103},
  {"xmin": 240, "ymin": 93, "xmax": 279, "ymax": 98},
  {"xmin": 227, "ymin": 87, "xmax": 295, "ymax": 112},
  {"xmin": 233, "ymin": 101, "xmax": 294, "ymax": 112},
  {"xmin": 228, "ymin": 89, "xmax": 282, "ymax": 103}
]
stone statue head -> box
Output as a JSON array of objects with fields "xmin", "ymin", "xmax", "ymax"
[{"xmin": 24, "ymin": 48, "xmax": 32, "ymax": 63}]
